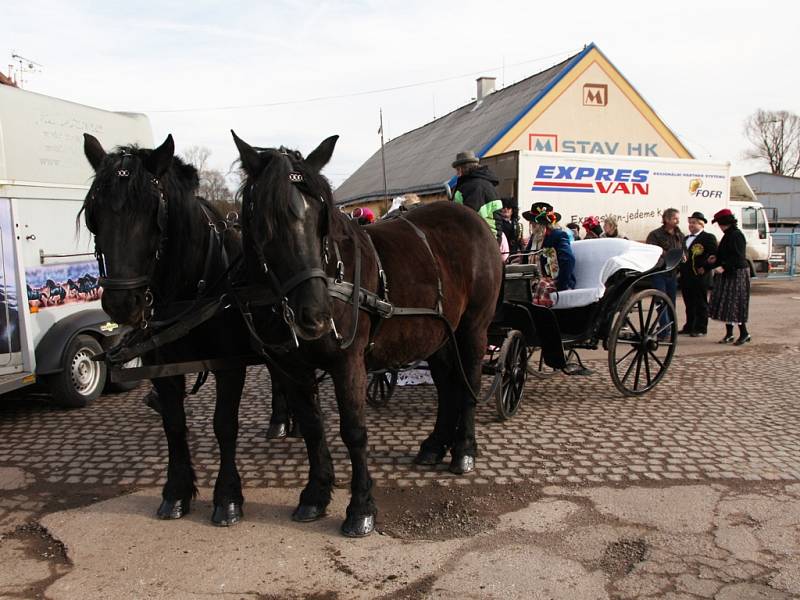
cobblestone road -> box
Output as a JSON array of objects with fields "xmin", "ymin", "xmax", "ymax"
[{"xmin": 2, "ymin": 340, "xmax": 799, "ymax": 529}]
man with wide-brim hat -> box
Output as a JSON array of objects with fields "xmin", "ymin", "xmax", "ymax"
[
  {"xmin": 452, "ymin": 150, "xmax": 502, "ymax": 238},
  {"xmin": 678, "ymin": 210, "xmax": 718, "ymax": 337}
]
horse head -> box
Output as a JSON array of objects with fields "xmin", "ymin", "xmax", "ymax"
[
  {"xmin": 233, "ymin": 131, "xmax": 339, "ymax": 342},
  {"xmin": 81, "ymin": 133, "xmax": 198, "ymax": 326}
]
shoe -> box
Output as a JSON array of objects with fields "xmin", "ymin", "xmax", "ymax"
[
  {"xmin": 678, "ymin": 328, "xmax": 692, "ymax": 336},
  {"xmin": 733, "ymin": 334, "xmax": 751, "ymax": 346},
  {"xmin": 690, "ymin": 332, "xmax": 706, "ymax": 337},
  {"xmin": 718, "ymin": 335, "xmax": 735, "ymax": 344}
]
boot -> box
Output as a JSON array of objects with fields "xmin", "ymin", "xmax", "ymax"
[
  {"xmin": 718, "ymin": 324, "xmax": 734, "ymax": 344},
  {"xmin": 734, "ymin": 324, "xmax": 751, "ymax": 346}
]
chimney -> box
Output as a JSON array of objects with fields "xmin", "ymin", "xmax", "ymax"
[{"xmin": 476, "ymin": 77, "xmax": 496, "ymax": 101}]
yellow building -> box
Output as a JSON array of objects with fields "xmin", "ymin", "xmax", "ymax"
[{"xmin": 335, "ymin": 43, "xmax": 692, "ymax": 214}]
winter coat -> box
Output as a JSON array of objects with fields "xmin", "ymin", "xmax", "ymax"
[{"xmin": 453, "ymin": 166, "xmax": 502, "ymax": 236}]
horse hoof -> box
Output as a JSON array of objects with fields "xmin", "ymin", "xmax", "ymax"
[
  {"xmin": 266, "ymin": 423, "xmax": 288, "ymax": 439},
  {"xmin": 157, "ymin": 498, "xmax": 190, "ymax": 520},
  {"xmin": 449, "ymin": 455, "xmax": 475, "ymax": 475},
  {"xmin": 211, "ymin": 502, "xmax": 243, "ymax": 527},
  {"xmin": 292, "ymin": 504, "xmax": 327, "ymax": 522},
  {"xmin": 288, "ymin": 421, "xmax": 303, "ymax": 438},
  {"xmin": 341, "ymin": 514, "xmax": 375, "ymax": 538},
  {"xmin": 413, "ymin": 449, "xmax": 445, "ymax": 466}
]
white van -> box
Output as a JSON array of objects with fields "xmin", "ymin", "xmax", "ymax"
[
  {"xmin": 0, "ymin": 84, "xmax": 153, "ymax": 405},
  {"xmin": 483, "ymin": 150, "xmax": 772, "ymax": 274}
]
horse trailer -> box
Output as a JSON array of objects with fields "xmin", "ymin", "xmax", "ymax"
[{"xmin": 0, "ymin": 83, "xmax": 153, "ymax": 406}]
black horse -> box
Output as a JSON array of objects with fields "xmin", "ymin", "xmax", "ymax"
[
  {"xmin": 81, "ymin": 133, "xmax": 292, "ymax": 525},
  {"xmin": 233, "ymin": 132, "xmax": 503, "ymax": 536}
]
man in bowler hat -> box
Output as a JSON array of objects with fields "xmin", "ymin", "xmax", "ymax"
[{"xmin": 679, "ymin": 211, "xmax": 718, "ymax": 336}]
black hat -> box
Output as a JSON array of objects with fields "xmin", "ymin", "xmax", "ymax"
[
  {"xmin": 688, "ymin": 211, "xmax": 707, "ymax": 223},
  {"xmin": 501, "ymin": 197, "xmax": 517, "ymax": 210},
  {"xmin": 452, "ymin": 151, "xmax": 479, "ymax": 168},
  {"xmin": 522, "ymin": 202, "xmax": 554, "ymax": 222}
]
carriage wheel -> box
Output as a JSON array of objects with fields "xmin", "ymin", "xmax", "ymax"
[
  {"xmin": 527, "ymin": 346, "xmax": 558, "ymax": 379},
  {"xmin": 608, "ymin": 289, "xmax": 677, "ymax": 396},
  {"xmin": 494, "ymin": 330, "xmax": 528, "ymax": 420},
  {"xmin": 366, "ymin": 370, "xmax": 398, "ymax": 408}
]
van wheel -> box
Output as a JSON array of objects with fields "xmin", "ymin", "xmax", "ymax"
[{"xmin": 47, "ymin": 334, "xmax": 107, "ymax": 408}]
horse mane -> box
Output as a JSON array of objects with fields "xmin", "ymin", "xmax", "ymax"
[
  {"xmin": 237, "ymin": 146, "xmax": 344, "ymax": 246},
  {"xmin": 80, "ymin": 145, "xmax": 224, "ymax": 300}
]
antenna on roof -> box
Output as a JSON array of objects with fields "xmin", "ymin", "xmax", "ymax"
[{"xmin": 10, "ymin": 52, "xmax": 43, "ymax": 89}]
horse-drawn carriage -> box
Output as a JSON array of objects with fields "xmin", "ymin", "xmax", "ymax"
[
  {"xmin": 82, "ymin": 131, "xmax": 681, "ymax": 538},
  {"xmin": 368, "ymin": 238, "xmax": 681, "ymax": 419}
]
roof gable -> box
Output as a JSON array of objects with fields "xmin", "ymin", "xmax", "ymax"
[
  {"xmin": 335, "ymin": 43, "xmax": 691, "ymax": 205},
  {"xmin": 334, "ymin": 52, "xmax": 578, "ymax": 204}
]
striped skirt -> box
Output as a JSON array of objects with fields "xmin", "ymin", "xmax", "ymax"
[{"xmin": 709, "ymin": 268, "xmax": 750, "ymax": 323}]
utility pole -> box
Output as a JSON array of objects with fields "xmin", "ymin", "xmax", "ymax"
[{"xmin": 379, "ymin": 108, "xmax": 389, "ymax": 206}]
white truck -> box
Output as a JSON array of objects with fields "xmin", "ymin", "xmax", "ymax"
[
  {"xmin": 0, "ymin": 83, "xmax": 152, "ymax": 405},
  {"xmin": 484, "ymin": 151, "xmax": 772, "ymax": 274}
]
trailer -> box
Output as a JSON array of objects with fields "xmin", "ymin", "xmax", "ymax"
[
  {"xmin": 0, "ymin": 84, "xmax": 152, "ymax": 405},
  {"xmin": 482, "ymin": 150, "xmax": 772, "ymax": 274}
]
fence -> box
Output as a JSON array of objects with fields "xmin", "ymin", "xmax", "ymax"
[{"xmin": 769, "ymin": 232, "xmax": 800, "ymax": 277}]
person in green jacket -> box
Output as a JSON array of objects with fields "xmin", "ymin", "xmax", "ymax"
[{"xmin": 452, "ymin": 151, "xmax": 502, "ymax": 238}]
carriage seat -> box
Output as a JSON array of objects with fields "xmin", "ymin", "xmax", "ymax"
[{"xmin": 552, "ymin": 238, "xmax": 661, "ymax": 310}]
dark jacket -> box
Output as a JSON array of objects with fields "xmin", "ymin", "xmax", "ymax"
[
  {"xmin": 496, "ymin": 213, "xmax": 524, "ymax": 254},
  {"xmin": 646, "ymin": 225, "xmax": 684, "ymax": 278},
  {"xmin": 712, "ymin": 226, "xmax": 748, "ymax": 277},
  {"xmin": 526, "ymin": 228, "xmax": 576, "ymax": 291},
  {"xmin": 679, "ymin": 230, "xmax": 717, "ymax": 283},
  {"xmin": 453, "ymin": 166, "xmax": 501, "ymax": 236}
]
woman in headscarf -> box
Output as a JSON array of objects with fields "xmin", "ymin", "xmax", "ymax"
[
  {"xmin": 582, "ymin": 215, "xmax": 603, "ymax": 239},
  {"xmin": 707, "ymin": 208, "xmax": 751, "ymax": 345}
]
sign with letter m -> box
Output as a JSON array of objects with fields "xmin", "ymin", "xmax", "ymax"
[{"xmin": 583, "ymin": 83, "xmax": 608, "ymax": 107}]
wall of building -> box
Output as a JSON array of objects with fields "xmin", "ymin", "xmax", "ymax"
[
  {"xmin": 487, "ymin": 48, "xmax": 691, "ymax": 161},
  {"xmin": 746, "ymin": 173, "xmax": 800, "ymax": 220}
]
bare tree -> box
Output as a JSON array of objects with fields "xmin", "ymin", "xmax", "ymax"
[
  {"xmin": 180, "ymin": 146, "xmax": 237, "ymax": 214},
  {"xmin": 744, "ymin": 109, "xmax": 800, "ymax": 176}
]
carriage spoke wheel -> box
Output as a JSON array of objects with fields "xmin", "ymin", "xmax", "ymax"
[
  {"xmin": 366, "ymin": 370, "xmax": 398, "ymax": 408},
  {"xmin": 495, "ymin": 330, "xmax": 528, "ymax": 420},
  {"xmin": 608, "ymin": 289, "xmax": 677, "ymax": 396},
  {"xmin": 527, "ymin": 346, "xmax": 558, "ymax": 378}
]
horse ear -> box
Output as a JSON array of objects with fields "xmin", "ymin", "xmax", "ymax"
[
  {"xmin": 83, "ymin": 134, "xmax": 107, "ymax": 171},
  {"xmin": 231, "ymin": 130, "xmax": 263, "ymax": 176},
  {"xmin": 305, "ymin": 135, "xmax": 339, "ymax": 173},
  {"xmin": 144, "ymin": 134, "xmax": 175, "ymax": 177}
]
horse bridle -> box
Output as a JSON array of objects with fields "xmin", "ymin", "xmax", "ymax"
[
  {"xmin": 91, "ymin": 153, "xmax": 169, "ymax": 327},
  {"xmin": 243, "ymin": 154, "xmax": 344, "ymax": 347}
]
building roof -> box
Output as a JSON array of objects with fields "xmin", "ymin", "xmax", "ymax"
[
  {"xmin": 334, "ymin": 48, "xmax": 590, "ymax": 205},
  {"xmin": 745, "ymin": 171, "xmax": 800, "ymax": 182}
]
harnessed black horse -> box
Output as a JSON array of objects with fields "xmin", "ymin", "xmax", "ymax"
[{"xmin": 82, "ymin": 133, "xmax": 296, "ymax": 525}]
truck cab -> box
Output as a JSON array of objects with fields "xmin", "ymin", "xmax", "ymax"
[{"xmin": 730, "ymin": 176, "xmax": 771, "ymax": 275}]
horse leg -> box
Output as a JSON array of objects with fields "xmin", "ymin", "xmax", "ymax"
[
  {"xmin": 331, "ymin": 359, "xmax": 376, "ymax": 537},
  {"xmin": 414, "ymin": 347, "xmax": 459, "ymax": 465},
  {"xmin": 155, "ymin": 375, "xmax": 196, "ymax": 519},
  {"xmin": 211, "ymin": 367, "xmax": 246, "ymax": 526},
  {"xmin": 291, "ymin": 379, "xmax": 335, "ymax": 522},
  {"xmin": 448, "ymin": 325, "xmax": 487, "ymax": 475},
  {"xmin": 265, "ymin": 370, "xmax": 290, "ymax": 439}
]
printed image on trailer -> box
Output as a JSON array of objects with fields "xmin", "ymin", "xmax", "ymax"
[
  {"xmin": 0, "ymin": 198, "xmax": 21, "ymax": 354},
  {"xmin": 25, "ymin": 260, "xmax": 102, "ymax": 312}
]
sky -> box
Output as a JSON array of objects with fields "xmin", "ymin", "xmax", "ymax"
[{"xmin": 5, "ymin": 1, "xmax": 799, "ymax": 188}]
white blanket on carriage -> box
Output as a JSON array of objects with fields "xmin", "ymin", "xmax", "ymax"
[{"xmin": 552, "ymin": 238, "xmax": 662, "ymax": 310}]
